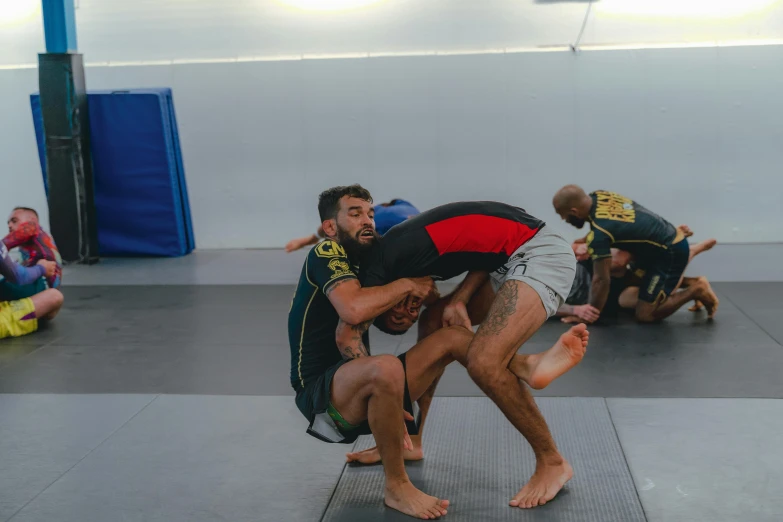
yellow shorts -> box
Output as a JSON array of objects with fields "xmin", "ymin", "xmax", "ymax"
[{"xmin": 0, "ymin": 298, "xmax": 38, "ymax": 339}]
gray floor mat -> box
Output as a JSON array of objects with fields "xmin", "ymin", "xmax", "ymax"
[
  {"xmin": 0, "ymin": 394, "xmax": 156, "ymax": 521},
  {"xmin": 609, "ymin": 398, "xmax": 783, "ymax": 522},
  {"xmin": 322, "ymin": 397, "xmax": 645, "ymax": 522},
  {"xmin": 8, "ymin": 396, "xmax": 347, "ymax": 522}
]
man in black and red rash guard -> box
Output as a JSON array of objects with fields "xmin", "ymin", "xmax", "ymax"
[{"xmin": 343, "ymin": 200, "xmax": 590, "ymax": 510}]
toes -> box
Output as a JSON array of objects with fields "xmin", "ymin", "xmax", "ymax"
[{"xmin": 427, "ymin": 505, "xmax": 443, "ymax": 518}]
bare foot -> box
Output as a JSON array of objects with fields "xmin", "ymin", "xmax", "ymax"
[
  {"xmin": 385, "ymin": 481, "xmax": 449, "ymax": 520},
  {"xmin": 522, "ymin": 324, "xmax": 588, "ymax": 390},
  {"xmin": 694, "ymin": 277, "xmax": 719, "ymax": 319},
  {"xmin": 347, "ymin": 445, "xmax": 424, "ymax": 464},
  {"xmin": 677, "ymin": 224, "xmax": 694, "ymax": 238},
  {"xmin": 688, "ymin": 300, "xmax": 704, "ymax": 312},
  {"xmin": 510, "ymin": 458, "xmax": 573, "ymax": 509},
  {"xmin": 700, "ymin": 238, "xmax": 717, "ymax": 251}
]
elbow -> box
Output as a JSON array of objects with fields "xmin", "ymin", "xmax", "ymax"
[
  {"xmin": 338, "ymin": 304, "xmax": 365, "ymax": 326},
  {"xmin": 346, "ymin": 307, "xmax": 370, "ymax": 326}
]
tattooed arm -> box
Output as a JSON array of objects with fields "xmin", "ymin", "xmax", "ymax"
[{"xmin": 335, "ymin": 319, "xmax": 372, "ymax": 360}]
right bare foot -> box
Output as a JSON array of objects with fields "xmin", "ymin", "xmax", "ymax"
[
  {"xmin": 522, "ymin": 324, "xmax": 588, "ymax": 390},
  {"xmin": 510, "ymin": 457, "xmax": 573, "ymax": 508},
  {"xmin": 694, "ymin": 277, "xmax": 719, "ymax": 319},
  {"xmin": 346, "ymin": 445, "xmax": 424, "ymax": 464},
  {"xmin": 385, "ymin": 481, "xmax": 449, "ymax": 520}
]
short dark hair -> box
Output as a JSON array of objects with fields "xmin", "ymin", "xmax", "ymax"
[
  {"xmin": 318, "ymin": 185, "xmax": 373, "ymax": 222},
  {"xmin": 13, "ymin": 207, "xmax": 38, "ymax": 218},
  {"xmin": 373, "ymin": 315, "xmax": 407, "ymax": 336}
]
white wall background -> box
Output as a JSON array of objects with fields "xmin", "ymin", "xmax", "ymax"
[{"xmin": 1, "ymin": 0, "xmax": 782, "ymax": 248}]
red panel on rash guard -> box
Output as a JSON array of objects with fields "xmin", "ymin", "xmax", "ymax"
[{"xmin": 424, "ymin": 214, "xmax": 539, "ymax": 256}]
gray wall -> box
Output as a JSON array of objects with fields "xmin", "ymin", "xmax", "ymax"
[{"xmin": 1, "ymin": 1, "xmax": 781, "ymax": 247}]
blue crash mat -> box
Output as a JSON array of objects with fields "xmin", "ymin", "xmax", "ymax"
[{"xmin": 31, "ymin": 89, "xmax": 195, "ymax": 257}]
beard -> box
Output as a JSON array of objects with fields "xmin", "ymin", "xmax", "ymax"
[
  {"xmin": 336, "ymin": 225, "xmax": 378, "ymax": 260},
  {"xmin": 567, "ymin": 215, "xmax": 586, "ymax": 229}
]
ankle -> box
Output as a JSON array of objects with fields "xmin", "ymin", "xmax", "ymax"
[
  {"xmin": 385, "ymin": 477, "xmax": 411, "ymax": 491},
  {"xmin": 535, "ymin": 451, "xmax": 565, "ymax": 467}
]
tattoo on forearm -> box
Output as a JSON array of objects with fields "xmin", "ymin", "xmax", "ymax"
[
  {"xmin": 337, "ymin": 320, "xmax": 371, "ymax": 360},
  {"xmin": 476, "ymin": 280, "xmax": 519, "ymax": 337},
  {"xmin": 351, "ymin": 320, "xmax": 372, "ymax": 332}
]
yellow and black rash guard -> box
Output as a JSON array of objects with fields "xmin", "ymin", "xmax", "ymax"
[
  {"xmin": 288, "ymin": 240, "xmax": 364, "ymax": 392},
  {"xmin": 586, "ymin": 190, "xmax": 677, "ymax": 267}
]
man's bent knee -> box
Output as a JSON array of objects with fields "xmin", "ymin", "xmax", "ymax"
[
  {"xmin": 367, "ymin": 354, "xmax": 405, "ymax": 392},
  {"xmin": 466, "ymin": 353, "xmax": 504, "ymax": 389}
]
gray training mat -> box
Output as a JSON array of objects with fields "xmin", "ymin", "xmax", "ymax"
[
  {"xmin": 609, "ymin": 398, "xmax": 783, "ymax": 522},
  {"xmin": 323, "ymin": 397, "xmax": 645, "ymax": 522},
  {"xmin": 6, "ymin": 395, "xmax": 349, "ymax": 522}
]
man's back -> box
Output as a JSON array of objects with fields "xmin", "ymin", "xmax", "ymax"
[
  {"xmin": 360, "ymin": 201, "xmax": 545, "ymax": 287},
  {"xmin": 586, "ymin": 190, "xmax": 676, "ymax": 266},
  {"xmin": 374, "ymin": 200, "xmax": 419, "ymax": 235}
]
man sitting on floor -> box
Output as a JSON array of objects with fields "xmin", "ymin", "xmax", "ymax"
[
  {"xmin": 285, "ymin": 198, "xmax": 419, "ymax": 252},
  {"xmin": 2, "ymin": 207, "xmax": 62, "ymax": 302},
  {"xmin": 558, "ymin": 226, "xmax": 717, "ymax": 323},
  {"xmin": 1, "ymin": 241, "xmax": 63, "ymax": 340},
  {"xmin": 552, "ymin": 185, "xmax": 718, "ymax": 324},
  {"xmin": 335, "ymin": 199, "xmax": 589, "ymax": 509}
]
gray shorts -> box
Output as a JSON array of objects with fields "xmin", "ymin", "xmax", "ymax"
[{"xmin": 489, "ymin": 226, "xmax": 577, "ymax": 318}]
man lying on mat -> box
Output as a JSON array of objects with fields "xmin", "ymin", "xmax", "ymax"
[
  {"xmin": 1, "ymin": 241, "xmax": 62, "ymax": 340},
  {"xmin": 285, "ymin": 198, "xmax": 419, "ymax": 253},
  {"xmin": 289, "ymin": 184, "xmax": 469, "ymax": 519},
  {"xmin": 558, "ymin": 225, "xmax": 718, "ymax": 323},
  {"xmin": 553, "ymin": 186, "xmax": 719, "ymax": 324},
  {"xmin": 334, "ymin": 199, "xmax": 588, "ymax": 510}
]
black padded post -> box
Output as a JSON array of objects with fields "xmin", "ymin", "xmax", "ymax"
[{"xmin": 37, "ymin": 53, "xmax": 99, "ymax": 264}]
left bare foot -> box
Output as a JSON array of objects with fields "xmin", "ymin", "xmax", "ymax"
[
  {"xmin": 509, "ymin": 457, "xmax": 573, "ymax": 508},
  {"xmin": 347, "ymin": 445, "xmax": 424, "ymax": 464},
  {"xmin": 521, "ymin": 324, "xmax": 588, "ymax": 390}
]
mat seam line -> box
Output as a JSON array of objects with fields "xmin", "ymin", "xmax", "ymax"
[
  {"xmin": 604, "ymin": 397, "xmax": 650, "ymax": 522},
  {"xmin": 4, "ymin": 394, "xmax": 161, "ymax": 522},
  {"xmin": 0, "ymin": 335, "xmax": 66, "ymax": 373},
  {"xmin": 721, "ymin": 293, "xmax": 782, "ymax": 347},
  {"xmin": 318, "ymin": 438, "xmax": 358, "ymax": 521}
]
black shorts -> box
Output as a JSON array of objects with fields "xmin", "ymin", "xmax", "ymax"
[
  {"xmin": 638, "ymin": 238, "xmax": 690, "ymax": 304},
  {"xmin": 295, "ymin": 352, "xmax": 418, "ymax": 445}
]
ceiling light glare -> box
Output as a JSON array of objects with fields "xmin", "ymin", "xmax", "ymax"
[
  {"xmin": 597, "ymin": 0, "xmax": 781, "ymax": 19},
  {"xmin": 0, "ymin": 0, "xmax": 40, "ymax": 26}
]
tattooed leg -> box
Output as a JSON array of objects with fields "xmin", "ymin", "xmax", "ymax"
[{"xmin": 465, "ymin": 280, "xmax": 574, "ymax": 509}]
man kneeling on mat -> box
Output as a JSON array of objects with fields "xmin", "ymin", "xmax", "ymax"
[
  {"xmin": 290, "ymin": 185, "xmax": 467, "ymax": 519},
  {"xmin": 336, "ymin": 200, "xmax": 589, "ymax": 509},
  {"xmin": 1, "ymin": 242, "xmax": 62, "ymax": 339},
  {"xmin": 553, "ymin": 186, "xmax": 719, "ymax": 324},
  {"xmin": 558, "ymin": 226, "xmax": 717, "ymax": 323}
]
